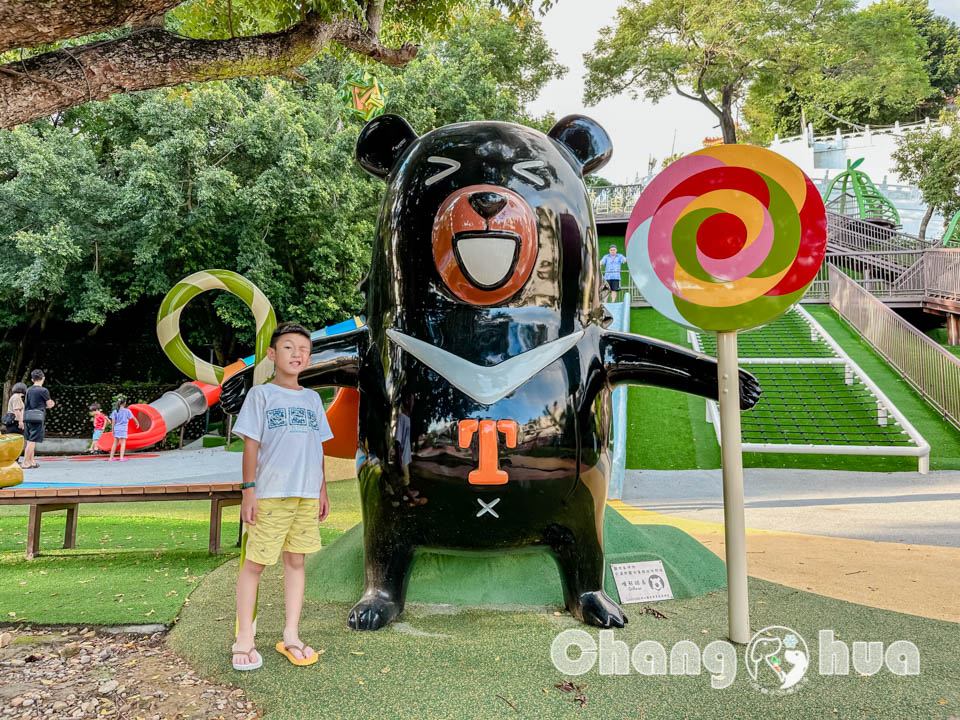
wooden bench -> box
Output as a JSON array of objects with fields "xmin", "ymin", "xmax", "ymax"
[{"xmin": 1, "ymin": 483, "xmax": 243, "ymax": 560}]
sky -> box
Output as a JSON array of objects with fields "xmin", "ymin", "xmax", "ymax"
[{"xmin": 526, "ymin": 0, "xmax": 960, "ymax": 184}]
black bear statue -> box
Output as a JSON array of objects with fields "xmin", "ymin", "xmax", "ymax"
[{"xmin": 222, "ymin": 114, "xmax": 761, "ymax": 631}]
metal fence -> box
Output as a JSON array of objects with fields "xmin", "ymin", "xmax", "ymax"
[
  {"xmin": 923, "ymin": 249, "xmax": 960, "ymax": 304},
  {"xmin": 826, "ymin": 211, "xmax": 936, "ymax": 252},
  {"xmin": 806, "ymin": 249, "xmax": 927, "ymax": 301},
  {"xmin": 829, "ymin": 264, "xmax": 960, "ymax": 430}
]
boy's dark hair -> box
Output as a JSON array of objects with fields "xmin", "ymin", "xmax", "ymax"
[
  {"xmin": 30, "ymin": 369, "xmax": 44, "ymax": 382},
  {"xmin": 11, "ymin": 382, "xmax": 27, "ymax": 396},
  {"xmin": 270, "ymin": 322, "xmax": 312, "ymax": 348},
  {"xmin": 89, "ymin": 403, "xmax": 101, "ymax": 412}
]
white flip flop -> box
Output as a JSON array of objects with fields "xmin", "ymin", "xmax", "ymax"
[{"xmin": 232, "ymin": 645, "xmax": 263, "ymax": 671}]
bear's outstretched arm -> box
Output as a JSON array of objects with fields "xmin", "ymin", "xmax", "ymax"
[
  {"xmin": 600, "ymin": 331, "xmax": 761, "ymax": 410},
  {"xmin": 220, "ymin": 327, "xmax": 369, "ymax": 414}
]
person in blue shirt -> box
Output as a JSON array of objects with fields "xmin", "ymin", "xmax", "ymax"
[{"xmin": 599, "ymin": 245, "xmax": 627, "ymax": 301}]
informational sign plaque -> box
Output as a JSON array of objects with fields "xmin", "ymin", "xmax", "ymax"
[{"xmin": 611, "ymin": 561, "xmax": 674, "ymax": 603}]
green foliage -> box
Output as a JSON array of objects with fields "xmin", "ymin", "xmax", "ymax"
[
  {"xmin": 743, "ymin": 0, "xmax": 942, "ymax": 143},
  {"xmin": 898, "ymin": 0, "xmax": 960, "ymax": 104},
  {"xmin": 583, "ymin": 0, "xmax": 854, "ymax": 143},
  {"xmin": 167, "ymin": 0, "xmax": 554, "ymax": 44},
  {"xmin": 892, "ymin": 110, "xmax": 960, "ymax": 238},
  {"xmin": 0, "ymin": 7, "xmax": 563, "ymax": 366}
]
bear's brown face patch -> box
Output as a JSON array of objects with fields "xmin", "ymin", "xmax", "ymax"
[{"xmin": 431, "ymin": 183, "xmax": 538, "ymax": 306}]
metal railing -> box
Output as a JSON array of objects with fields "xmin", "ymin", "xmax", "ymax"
[
  {"xmin": 923, "ymin": 249, "xmax": 960, "ymax": 304},
  {"xmin": 830, "ymin": 264, "xmax": 960, "ymax": 430},
  {"xmin": 826, "ymin": 211, "xmax": 936, "ymax": 252},
  {"xmin": 806, "ymin": 249, "xmax": 927, "ymax": 301}
]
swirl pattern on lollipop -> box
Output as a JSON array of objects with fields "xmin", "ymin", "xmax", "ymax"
[{"xmin": 625, "ymin": 145, "xmax": 827, "ymax": 332}]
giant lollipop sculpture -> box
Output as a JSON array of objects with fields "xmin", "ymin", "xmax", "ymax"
[{"xmin": 626, "ymin": 145, "xmax": 827, "ymax": 643}]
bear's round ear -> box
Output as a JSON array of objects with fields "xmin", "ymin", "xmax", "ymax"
[
  {"xmin": 548, "ymin": 115, "xmax": 612, "ymax": 176},
  {"xmin": 355, "ymin": 114, "xmax": 418, "ymax": 180}
]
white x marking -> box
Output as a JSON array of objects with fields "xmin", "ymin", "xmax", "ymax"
[{"xmin": 476, "ymin": 498, "xmax": 501, "ymax": 518}]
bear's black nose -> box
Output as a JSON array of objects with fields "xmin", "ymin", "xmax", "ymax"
[{"xmin": 468, "ymin": 191, "xmax": 507, "ymax": 220}]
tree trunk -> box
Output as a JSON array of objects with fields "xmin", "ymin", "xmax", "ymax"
[
  {"xmin": 918, "ymin": 203, "xmax": 935, "ymax": 242},
  {"xmin": 0, "ymin": 17, "xmax": 417, "ymax": 129},
  {"xmin": 0, "ymin": 0, "xmax": 183, "ymax": 55},
  {"xmin": 720, "ymin": 86, "xmax": 737, "ymax": 145},
  {"xmin": 1, "ymin": 308, "xmax": 42, "ymax": 411}
]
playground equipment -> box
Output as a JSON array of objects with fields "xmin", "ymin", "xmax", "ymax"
[
  {"xmin": 943, "ymin": 208, "xmax": 960, "ymax": 248},
  {"xmin": 97, "ymin": 269, "xmax": 359, "ymax": 455},
  {"xmin": 626, "ymin": 144, "xmax": 827, "ymax": 643},
  {"xmin": 219, "ymin": 113, "xmax": 761, "ymax": 633},
  {"xmin": 823, "ymin": 158, "xmax": 900, "ymax": 228},
  {"xmin": 0, "ymin": 434, "xmax": 23, "ymax": 488}
]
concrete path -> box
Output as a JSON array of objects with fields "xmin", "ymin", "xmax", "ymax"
[
  {"xmin": 622, "ymin": 468, "xmax": 960, "ymax": 547},
  {"xmin": 617, "ymin": 467, "xmax": 960, "ymax": 623},
  {"xmin": 21, "ymin": 448, "xmax": 356, "ymax": 486}
]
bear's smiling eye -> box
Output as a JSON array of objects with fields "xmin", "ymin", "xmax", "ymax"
[
  {"xmin": 425, "ymin": 156, "xmax": 461, "ymax": 186},
  {"xmin": 513, "ymin": 160, "xmax": 546, "ymax": 187}
]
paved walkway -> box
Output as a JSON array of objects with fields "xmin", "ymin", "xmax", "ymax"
[
  {"xmin": 19, "ymin": 448, "xmax": 356, "ymax": 486},
  {"xmin": 617, "ymin": 467, "xmax": 960, "ymax": 623},
  {"xmin": 622, "ymin": 468, "xmax": 960, "ymax": 547}
]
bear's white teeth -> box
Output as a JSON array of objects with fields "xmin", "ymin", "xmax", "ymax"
[{"xmin": 456, "ymin": 236, "xmax": 516, "ymax": 287}]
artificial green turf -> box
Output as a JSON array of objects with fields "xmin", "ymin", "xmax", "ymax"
[
  {"xmin": 172, "ymin": 557, "xmax": 960, "ymax": 720},
  {"xmin": 0, "ymin": 480, "xmax": 361, "ymax": 625},
  {"xmin": 626, "ymin": 306, "xmax": 960, "ymax": 472},
  {"xmin": 627, "ymin": 307, "xmax": 721, "ymax": 470},
  {"xmin": 806, "ymin": 305, "xmax": 960, "ymax": 470},
  {"xmin": 307, "ymin": 509, "xmax": 726, "ymax": 606}
]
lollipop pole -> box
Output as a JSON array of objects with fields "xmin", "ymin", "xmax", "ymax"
[{"xmin": 716, "ymin": 330, "xmax": 750, "ymax": 644}]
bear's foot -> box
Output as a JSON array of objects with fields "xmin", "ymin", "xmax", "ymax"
[
  {"xmin": 571, "ymin": 591, "xmax": 628, "ymax": 628},
  {"xmin": 347, "ymin": 596, "xmax": 402, "ymax": 631}
]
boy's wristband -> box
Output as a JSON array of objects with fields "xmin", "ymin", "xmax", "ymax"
[{"xmin": 240, "ymin": 482, "xmax": 256, "ymax": 490}]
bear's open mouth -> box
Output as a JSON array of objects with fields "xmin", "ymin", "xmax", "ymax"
[{"xmin": 452, "ymin": 231, "xmax": 521, "ymax": 290}]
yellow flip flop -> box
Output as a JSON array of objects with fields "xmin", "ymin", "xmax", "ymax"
[{"xmin": 275, "ymin": 640, "xmax": 318, "ymax": 666}]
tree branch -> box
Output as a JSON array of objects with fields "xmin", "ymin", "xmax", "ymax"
[
  {"xmin": 365, "ymin": 0, "xmax": 386, "ymax": 36},
  {"xmin": 0, "ymin": 15, "xmax": 418, "ymax": 128},
  {"xmin": 0, "ymin": 0, "xmax": 183, "ymax": 55}
]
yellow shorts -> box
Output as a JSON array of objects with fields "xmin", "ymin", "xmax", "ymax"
[{"xmin": 244, "ymin": 497, "xmax": 322, "ymax": 566}]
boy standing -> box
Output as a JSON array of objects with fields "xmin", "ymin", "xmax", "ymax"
[{"xmin": 231, "ymin": 323, "xmax": 333, "ymax": 670}]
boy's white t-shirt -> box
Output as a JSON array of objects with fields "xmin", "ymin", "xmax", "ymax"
[{"xmin": 232, "ymin": 383, "xmax": 334, "ymax": 499}]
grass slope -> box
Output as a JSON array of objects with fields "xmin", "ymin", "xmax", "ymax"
[{"xmin": 625, "ymin": 306, "xmax": 960, "ymax": 471}]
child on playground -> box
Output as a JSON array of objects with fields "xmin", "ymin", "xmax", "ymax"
[
  {"xmin": 88, "ymin": 403, "xmax": 110, "ymax": 454},
  {"xmin": 231, "ymin": 322, "xmax": 333, "ymax": 671},
  {"xmin": 108, "ymin": 395, "xmax": 139, "ymax": 462}
]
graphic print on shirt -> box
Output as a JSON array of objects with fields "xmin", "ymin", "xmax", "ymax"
[
  {"xmin": 265, "ymin": 407, "xmax": 318, "ymax": 434},
  {"xmin": 266, "ymin": 408, "xmax": 287, "ymax": 429}
]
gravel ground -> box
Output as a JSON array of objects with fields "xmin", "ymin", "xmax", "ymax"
[{"xmin": 0, "ymin": 627, "xmax": 260, "ymax": 720}]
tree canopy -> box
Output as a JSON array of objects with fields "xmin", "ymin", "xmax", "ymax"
[
  {"xmin": 892, "ymin": 110, "xmax": 960, "ymax": 241},
  {"xmin": 743, "ymin": 0, "xmax": 949, "ymax": 143},
  {"xmin": 0, "ymin": 0, "xmax": 553, "ymax": 128},
  {"xmin": 0, "ymin": 7, "xmax": 564, "ymax": 397},
  {"xmin": 582, "ymin": 0, "xmax": 854, "ymax": 145}
]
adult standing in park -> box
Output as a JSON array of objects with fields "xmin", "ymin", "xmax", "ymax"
[
  {"xmin": 22, "ymin": 370, "xmax": 54, "ymax": 469},
  {"xmin": 599, "ymin": 245, "xmax": 627, "ymax": 302},
  {"xmin": 3, "ymin": 382, "xmax": 26, "ymax": 436}
]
